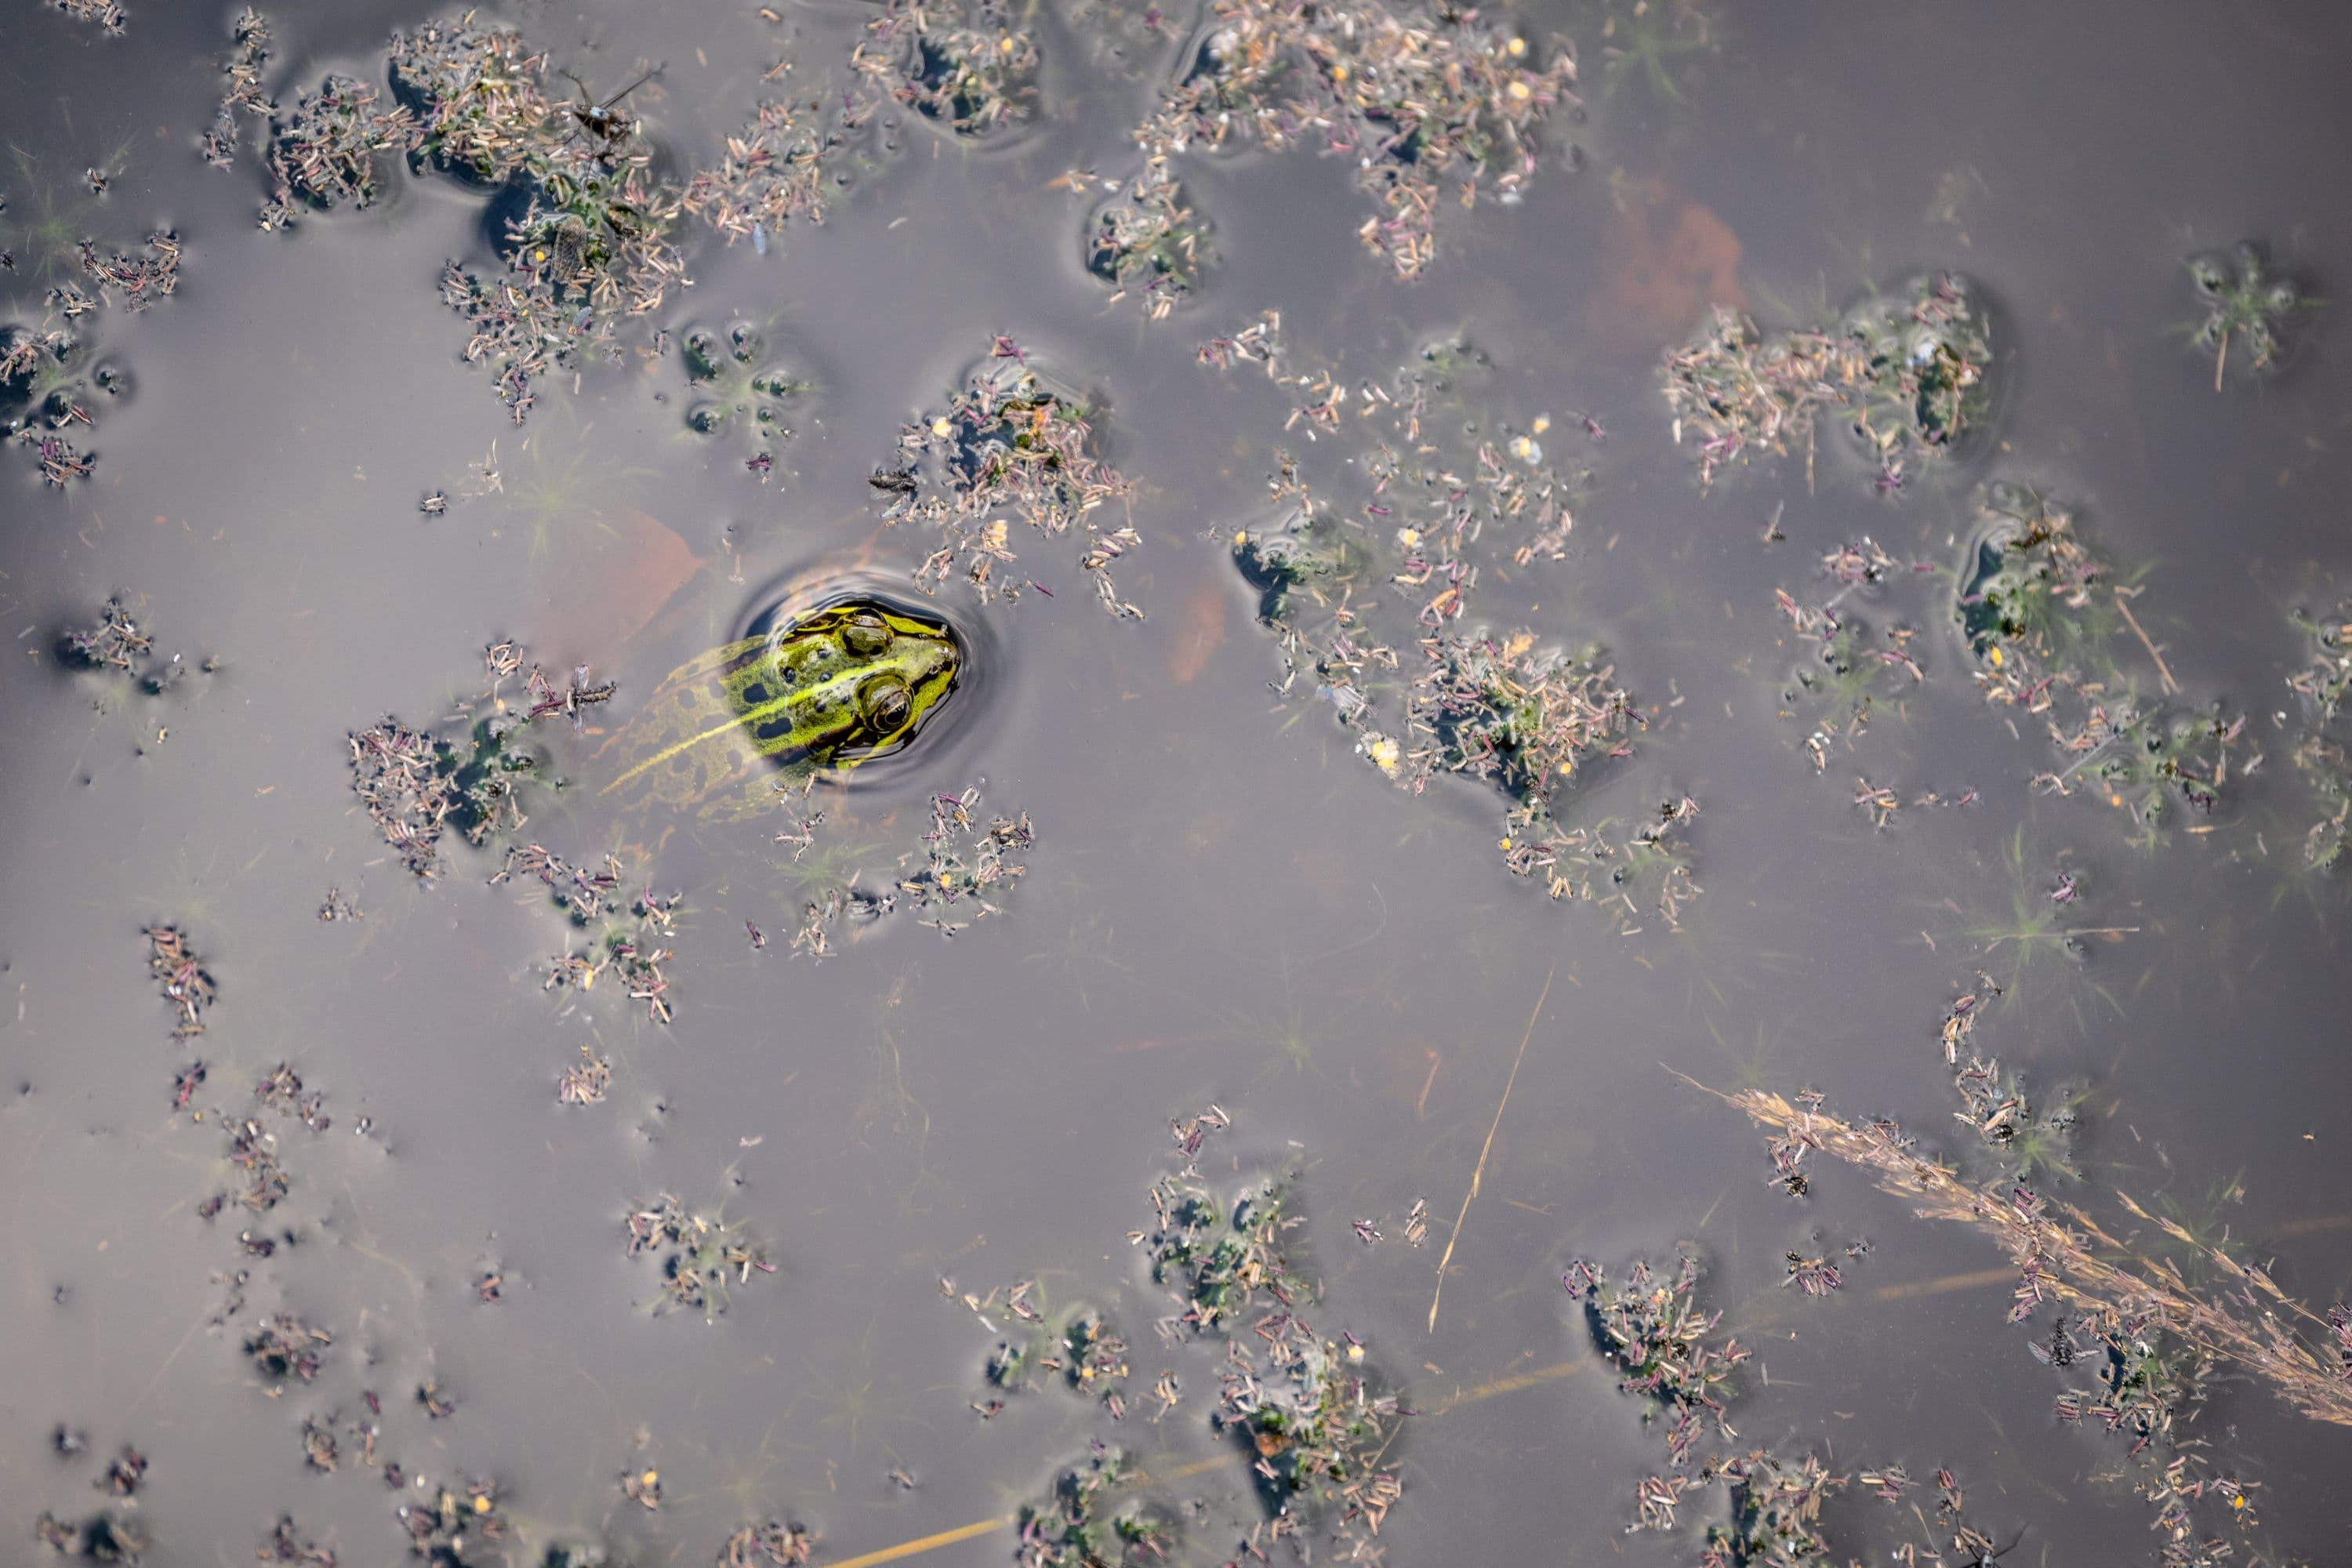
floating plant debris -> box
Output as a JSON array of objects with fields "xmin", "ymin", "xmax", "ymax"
[
  {"xmin": 346, "ymin": 641, "xmax": 612, "ymax": 879},
  {"xmin": 1083, "ymin": 154, "xmax": 1207, "ymax": 318},
  {"xmin": 1663, "ymin": 273, "xmax": 1991, "ymax": 490},
  {"xmin": 1689, "ymin": 1075, "xmax": 2352, "ymax": 1431},
  {"xmin": 622, "ymin": 1194, "xmax": 774, "ymax": 1319},
  {"xmin": 47, "ymin": 0, "xmax": 126, "ymax": 35},
  {"xmin": 2286, "ymin": 597, "xmax": 2352, "ymax": 869},
  {"xmin": 1959, "ymin": 484, "xmax": 2241, "ymax": 836},
  {"xmin": 684, "ymin": 96, "xmax": 855, "ymax": 250},
  {"xmin": 2189, "ymin": 241, "xmax": 2301, "ymax": 389},
  {"xmin": 262, "ymin": 74, "xmax": 419, "ymax": 221},
  {"xmin": 390, "ymin": 16, "xmax": 686, "ymax": 417},
  {"xmin": 720, "ymin": 1519, "xmax": 819, "ymax": 1566},
  {"xmin": 884, "ymin": 340, "xmax": 1141, "ymax": 612},
  {"xmin": 857, "ymin": 0, "xmax": 1040, "ymax": 139},
  {"xmin": 897, "ymin": 786, "xmax": 1033, "ymax": 931},
  {"xmin": 1134, "ymin": 0, "xmax": 1581, "ymax": 278},
  {"xmin": 145, "ymin": 924, "xmax": 215, "ymax": 1039},
  {"xmin": 202, "ymin": 9, "xmax": 274, "ymax": 169}
]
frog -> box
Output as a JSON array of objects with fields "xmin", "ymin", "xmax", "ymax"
[{"xmin": 593, "ymin": 597, "xmax": 960, "ymax": 823}]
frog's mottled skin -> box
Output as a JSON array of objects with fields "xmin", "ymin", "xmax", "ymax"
[{"xmin": 597, "ymin": 601, "xmax": 959, "ymax": 821}]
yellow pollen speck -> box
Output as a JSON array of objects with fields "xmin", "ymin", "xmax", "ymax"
[
  {"xmin": 1330, "ymin": 64, "xmax": 1349, "ymax": 82},
  {"xmin": 1508, "ymin": 80, "xmax": 1531, "ymax": 100},
  {"xmin": 533, "ymin": 249, "xmax": 549, "ymax": 263},
  {"xmin": 2109, "ymin": 793, "xmax": 2124, "ymax": 808},
  {"xmin": 999, "ymin": 34, "xmax": 1014, "ymax": 50},
  {"xmin": 931, "ymin": 417, "xmax": 953, "ymax": 437},
  {"xmin": 1531, "ymin": 413, "xmax": 1551, "ymax": 434},
  {"xmin": 640, "ymin": 1470, "xmax": 659, "ymax": 1488},
  {"xmin": 1232, "ymin": 529, "xmax": 1249, "ymax": 546},
  {"xmin": 472, "ymin": 1496, "xmax": 492, "ymax": 1515},
  {"xmin": 1987, "ymin": 645, "xmax": 2004, "ymax": 666},
  {"xmin": 1498, "ymin": 836, "xmax": 1513, "ymax": 851},
  {"xmin": 1345, "ymin": 1341, "xmax": 1365, "ymax": 1362},
  {"xmin": 1507, "ymin": 36, "xmax": 1526, "ymax": 56}
]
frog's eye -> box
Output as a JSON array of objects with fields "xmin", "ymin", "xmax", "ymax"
[
  {"xmin": 842, "ymin": 611, "xmax": 891, "ymax": 655},
  {"xmin": 858, "ymin": 673, "xmax": 912, "ymax": 732}
]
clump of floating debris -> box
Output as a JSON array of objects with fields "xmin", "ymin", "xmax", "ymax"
[
  {"xmin": 683, "ymin": 96, "xmax": 858, "ymax": 253},
  {"xmin": 2188, "ymin": 241, "xmax": 2302, "ymax": 390},
  {"xmin": 146, "ymin": 924, "xmax": 215, "ymax": 1040},
  {"xmin": 1703, "ymin": 1073, "xmax": 2308, "ymax": 1556},
  {"xmin": 389, "ymin": 17, "xmax": 685, "ymax": 418},
  {"xmin": 2285, "ymin": 597, "xmax": 2352, "ymax": 869},
  {"xmin": 1082, "ymin": 154, "xmax": 1208, "ymax": 318},
  {"xmin": 346, "ymin": 639, "xmax": 613, "ymax": 880},
  {"xmin": 260, "ymin": 74, "xmax": 419, "ymax": 224},
  {"xmin": 856, "ymin": 0, "xmax": 1040, "ymax": 139},
  {"xmin": 720, "ymin": 1519, "xmax": 820, "ymax": 1566},
  {"xmin": 1206, "ymin": 331, "xmax": 1700, "ymax": 926},
  {"xmin": 1134, "ymin": 0, "xmax": 1581, "ymax": 278},
  {"xmin": 4, "ymin": 237, "xmax": 174, "ymax": 485},
  {"xmin": 1663, "ymin": 273, "xmax": 1991, "ymax": 491},
  {"xmin": 622, "ymin": 1194, "xmax": 775, "ymax": 1319},
  {"xmin": 882, "ymin": 339, "xmax": 1142, "ymax": 615},
  {"xmin": 1773, "ymin": 537, "xmax": 1930, "ymax": 773},
  {"xmin": 1958, "ymin": 484, "xmax": 2241, "ymax": 837},
  {"xmin": 47, "ymin": 0, "xmax": 126, "ymax": 35},
  {"xmin": 201, "ymin": 9, "xmax": 274, "ymax": 169}
]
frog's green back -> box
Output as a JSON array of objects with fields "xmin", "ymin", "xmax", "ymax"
[{"xmin": 594, "ymin": 600, "xmax": 960, "ymax": 823}]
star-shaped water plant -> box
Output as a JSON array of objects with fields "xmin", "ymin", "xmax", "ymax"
[{"xmin": 2188, "ymin": 242, "xmax": 2301, "ymax": 390}]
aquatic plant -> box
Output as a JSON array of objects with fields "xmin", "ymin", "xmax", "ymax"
[
  {"xmin": 201, "ymin": 9, "xmax": 274, "ymax": 169},
  {"xmin": 679, "ymin": 318, "xmax": 806, "ymax": 457},
  {"xmin": 1582, "ymin": 0, "xmax": 1722, "ymax": 103},
  {"xmin": 1958, "ymin": 485, "xmax": 2241, "ymax": 837},
  {"xmin": 884, "ymin": 340, "xmax": 1141, "ymax": 613},
  {"xmin": 1017, "ymin": 1449, "xmax": 1171, "ymax": 1568},
  {"xmin": 719, "ymin": 1519, "xmax": 819, "ymax": 1566},
  {"xmin": 2188, "ymin": 241, "xmax": 2301, "ymax": 390},
  {"xmin": 1406, "ymin": 626, "xmax": 1640, "ymax": 804},
  {"xmin": 1564, "ymin": 1253, "xmax": 1749, "ymax": 1465},
  {"xmin": 390, "ymin": 17, "xmax": 687, "ymax": 418},
  {"xmin": 683, "ymin": 96, "xmax": 855, "ymax": 252},
  {"xmin": 1663, "ymin": 273, "xmax": 1991, "ymax": 490},
  {"xmin": 622, "ymin": 1192, "xmax": 774, "ymax": 1319},
  {"xmin": 261, "ymin": 74, "xmax": 419, "ymax": 222},
  {"xmin": 46, "ymin": 0, "xmax": 125, "ymax": 32},
  {"xmin": 1500, "ymin": 792, "xmax": 1702, "ymax": 933},
  {"xmin": 1085, "ymin": 154, "xmax": 1208, "ymax": 318},
  {"xmin": 894, "ymin": 786, "xmax": 1034, "ymax": 930},
  {"xmin": 2286, "ymin": 598, "xmax": 2352, "ymax": 869},
  {"xmin": 1134, "ymin": 0, "xmax": 1582, "ymax": 279},
  {"xmin": 856, "ymin": 0, "xmax": 1040, "ymax": 138}
]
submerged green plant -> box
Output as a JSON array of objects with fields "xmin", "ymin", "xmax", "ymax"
[
  {"xmin": 2188, "ymin": 242, "xmax": 2302, "ymax": 390},
  {"xmin": 679, "ymin": 318, "xmax": 807, "ymax": 468},
  {"xmin": 1581, "ymin": 0, "xmax": 1723, "ymax": 103}
]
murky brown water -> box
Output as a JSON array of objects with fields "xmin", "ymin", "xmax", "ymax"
[{"xmin": 7, "ymin": 1, "xmax": 2352, "ymax": 1563}]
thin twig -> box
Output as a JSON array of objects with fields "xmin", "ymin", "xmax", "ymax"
[
  {"xmin": 2113, "ymin": 589, "xmax": 2180, "ymax": 695},
  {"xmin": 1428, "ymin": 962, "xmax": 1556, "ymax": 1333}
]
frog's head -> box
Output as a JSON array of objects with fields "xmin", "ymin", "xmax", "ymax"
[{"xmin": 596, "ymin": 597, "xmax": 960, "ymax": 822}]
